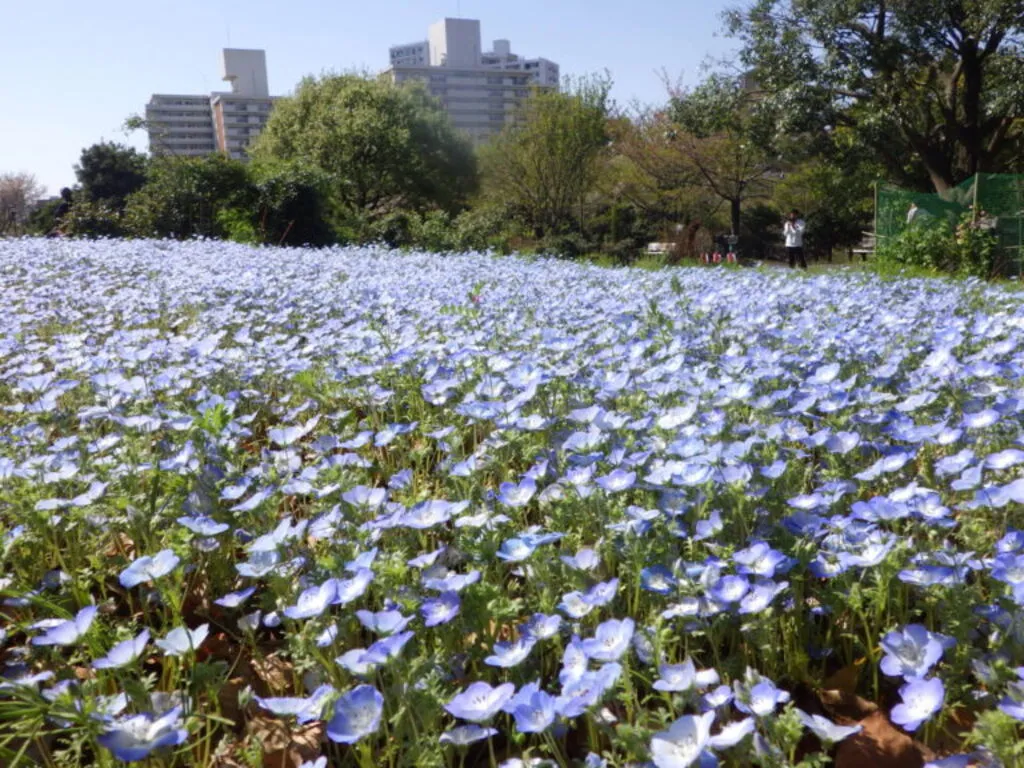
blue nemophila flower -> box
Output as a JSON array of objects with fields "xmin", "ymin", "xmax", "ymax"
[
  {"xmin": 798, "ymin": 711, "xmax": 862, "ymax": 743},
  {"xmin": 558, "ymin": 591, "xmax": 594, "ymax": 619},
  {"xmin": 582, "ymin": 578, "xmax": 619, "ymax": 607},
  {"xmin": 650, "ymin": 710, "xmax": 714, "ymax": 768},
  {"xmin": 556, "ymin": 664, "xmax": 622, "ymax": 717},
  {"xmin": 509, "ymin": 689, "xmax": 557, "ymax": 733},
  {"xmin": 214, "ymin": 586, "xmax": 257, "ymax": 608},
  {"xmin": 522, "ymin": 613, "xmax": 562, "ymax": 641},
  {"xmin": 733, "ymin": 542, "xmax": 789, "ymax": 578},
  {"xmin": 653, "ymin": 659, "xmax": 696, "ymax": 692},
  {"xmin": 962, "ymin": 408, "xmax": 1000, "ymax": 429},
  {"xmin": 709, "ymin": 717, "xmax": 755, "ymax": 749},
  {"xmin": 283, "ymin": 580, "xmax": 337, "ymax": 620},
  {"xmin": 445, "ymin": 681, "xmax": 516, "ymax": 722},
  {"xmin": 998, "ymin": 681, "xmax": 1024, "ymax": 721},
  {"xmin": 336, "ymin": 648, "xmax": 378, "ymax": 676},
  {"xmin": 642, "ymin": 565, "xmax": 677, "ymax": 594},
  {"xmin": 498, "ymin": 477, "xmax": 537, "ymax": 507},
  {"xmin": 365, "ymin": 631, "xmax": 414, "ymax": 664},
  {"xmin": 119, "ymin": 550, "xmax": 180, "ymax": 588},
  {"xmin": 356, "ymin": 609, "xmax": 411, "ymax": 635},
  {"xmin": 595, "ymin": 468, "xmax": 636, "ymax": 492},
  {"xmin": 408, "ymin": 547, "xmax": 444, "ymax": 569},
  {"xmin": 439, "ymin": 725, "xmax": 498, "ymax": 745},
  {"xmin": 400, "ymin": 500, "xmax": 467, "ymax": 529},
  {"xmin": 497, "ymin": 537, "xmax": 538, "ymax": 562},
  {"xmin": 701, "ymin": 684, "xmax": 734, "ymax": 710},
  {"xmin": 485, "ymin": 636, "xmax": 536, "ymax": 668},
  {"xmin": 326, "ymin": 685, "xmax": 384, "ymax": 744},
  {"xmin": 923, "ymin": 757, "xmax": 974, "ymax": 768},
  {"xmin": 581, "ymin": 618, "xmax": 634, "ymax": 662},
  {"xmin": 422, "ymin": 568, "xmax": 480, "ymax": 592},
  {"xmin": 422, "ymin": 592, "xmax": 461, "ymax": 626},
  {"xmin": 985, "ymin": 448, "xmax": 1024, "ymax": 470},
  {"xmin": 316, "ymin": 624, "xmax": 339, "ymax": 647},
  {"xmin": 155, "ymin": 624, "xmax": 209, "ymax": 656},
  {"xmin": 176, "ymin": 515, "xmax": 229, "ymax": 536},
  {"xmin": 734, "ymin": 673, "xmax": 790, "ymax": 717},
  {"xmin": 880, "ymin": 624, "xmax": 948, "ymax": 679},
  {"xmin": 559, "ymin": 636, "xmax": 588, "ymax": 685},
  {"xmin": 694, "ymin": 510, "xmax": 723, "ymax": 541},
  {"xmin": 32, "ymin": 605, "xmax": 97, "ymax": 647},
  {"xmin": 97, "ymin": 705, "xmax": 188, "ymax": 762},
  {"xmin": 230, "ymin": 486, "xmax": 275, "ymax": 512},
  {"xmin": 708, "ymin": 575, "xmax": 749, "ymax": 604},
  {"xmin": 93, "ymin": 629, "xmax": 150, "ymax": 669},
  {"xmin": 334, "ymin": 568, "xmax": 374, "ymax": 605},
  {"xmin": 890, "ymin": 676, "xmax": 944, "ymax": 731},
  {"xmin": 739, "ymin": 579, "xmax": 788, "ymax": 614},
  {"xmin": 255, "ymin": 685, "xmax": 334, "ymax": 724},
  {"xmin": 342, "ymin": 485, "xmax": 387, "ymax": 510},
  {"xmin": 560, "ymin": 547, "xmax": 601, "ymax": 571},
  {"xmin": 268, "ymin": 416, "xmax": 319, "ymax": 447}
]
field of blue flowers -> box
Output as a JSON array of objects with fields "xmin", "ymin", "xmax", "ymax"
[{"xmin": 2, "ymin": 239, "xmax": 1024, "ymax": 767}]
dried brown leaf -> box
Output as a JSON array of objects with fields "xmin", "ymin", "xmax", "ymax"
[
  {"xmin": 822, "ymin": 657, "xmax": 866, "ymax": 694},
  {"xmin": 834, "ymin": 711, "xmax": 932, "ymax": 768},
  {"xmin": 249, "ymin": 653, "xmax": 293, "ymax": 696}
]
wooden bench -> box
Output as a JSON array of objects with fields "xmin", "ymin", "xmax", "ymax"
[
  {"xmin": 646, "ymin": 242, "xmax": 677, "ymax": 256},
  {"xmin": 850, "ymin": 231, "xmax": 877, "ymax": 261}
]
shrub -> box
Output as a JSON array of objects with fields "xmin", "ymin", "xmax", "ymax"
[
  {"xmin": 876, "ymin": 213, "xmax": 998, "ymax": 278},
  {"xmin": 60, "ymin": 200, "xmax": 123, "ymax": 238}
]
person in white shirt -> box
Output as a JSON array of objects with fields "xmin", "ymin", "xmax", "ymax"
[{"xmin": 783, "ymin": 209, "xmax": 807, "ymax": 269}]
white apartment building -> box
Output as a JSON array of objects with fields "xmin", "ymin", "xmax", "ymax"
[
  {"xmin": 481, "ymin": 39, "xmax": 560, "ymax": 88},
  {"xmin": 146, "ymin": 49, "xmax": 276, "ymax": 160},
  {"xmin": 385, "ymin": 18, "xmax": 560, "ymax": 143}
]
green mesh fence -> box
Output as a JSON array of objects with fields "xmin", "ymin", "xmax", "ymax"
[{"xmin": 876, "ymin": 174, "xmax": 1024, "ymax": 276}]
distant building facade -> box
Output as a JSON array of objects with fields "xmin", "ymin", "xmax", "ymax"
[
  {"xmin": 145, "ymin": 49, "xmax": 276, "ymax": 160},
  {"xmin": 384, "ymin": 18, "xmax": 560, "ymax": 143}
]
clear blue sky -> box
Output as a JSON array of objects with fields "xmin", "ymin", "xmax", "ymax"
[{"xmin": 1, "ymin": 0, "xmax": 737, "ymax": 196}]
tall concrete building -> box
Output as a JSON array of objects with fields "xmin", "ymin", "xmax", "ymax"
[
  {"xmin": 384, "ymin": 18, "xmax": 559, "ymax": 143},
  {"xmin": 145, "ymin": 49, "xmax": 276, "ymax": 160}
]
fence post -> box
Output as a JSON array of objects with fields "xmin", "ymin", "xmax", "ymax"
[{"xmin": 873, "ymin": 180, "xmax": 879, "ymax": 237}]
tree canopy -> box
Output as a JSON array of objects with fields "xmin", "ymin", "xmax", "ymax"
[
  {"xmin": 74, "ymin": 141, "xmax": 148, "ymax": 209},
  {"xmin": 726, "ymin": 0, "xmax": 1024, "ymax": 192},
  {"xmin": 479, "ymin": 75, "xmax": 613, "ymax": 238},
  {"xmin": 250, "ymin": 74, "xmax": 477, "ymax": 219}
]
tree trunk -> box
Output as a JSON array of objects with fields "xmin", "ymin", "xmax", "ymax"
[
  {"xmin": 961, "ymin": 46, "xmax": 982, "ymax": 177},
  {"xmin": 730, "ymin": 198, "xmax": 741, "ymax": 236}
]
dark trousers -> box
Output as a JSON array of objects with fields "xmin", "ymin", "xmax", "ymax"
[{"xmin": 787, "ymin": 246, "xmax": 807, "ymax": 269}]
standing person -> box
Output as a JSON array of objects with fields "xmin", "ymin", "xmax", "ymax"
[
  {"xmin": 783, "ymin": 209, "xmax": 807, "ymax": 269},
  {"xmin": 906, "ymin": 202, "xmax": 920, "ymax": 225},
  {"xmin": 48, "ymin": 188, "xmax": 73, "ymax": 238}
]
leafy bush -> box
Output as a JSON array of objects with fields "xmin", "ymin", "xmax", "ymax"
[
  {"xmin": 122, "ymin": 155, "xmax": 254, "ymax": 240},
  {"xmin": 215, "ymin": 207, "xmax": 260, "ymax": 245},
  {"xmin": 537, "ymin": 232, "xmax": 597, "ymax": 258},
  {"xmin": 452, "ymin": 205, "xmax": 517, "ymax": 253},
  {"xmin": 876, "ymin": 213, "xmax": 998, "ymax": 278},
  {"xmin": 251, "ymin": 163, "xmax": 335, "ymax": 247},
  {"xmin": 410, "ymin": 210, "xmax": 457, "ymax": 252},
  {"xmin": 60, "ymin": 200, "xmax": 123, "ymax": 238}
]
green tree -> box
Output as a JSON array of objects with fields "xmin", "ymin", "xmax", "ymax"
[
  {"xmin": 74, "ymin": 141, "xmax": 148, "ymax": 210},
  {"xmin": 726, "ymin": 0, "xmax": 1024, "ymax": 192},
  {"xmin": 248, "ymin": 161, "xmax": 335, "ymax": 247},
  {"xmin": 250, "ymin": 73, "xmax": 476, "ymax": 222},
  {"xmin": 122, "ymin": 154, "xmax": 254, "ymax": 239},
  {"xmin": 772, "ymin": 132, "xmax": 878, "ymax": 259},
  {"xmin": 479, "ymin": 75, "xmax": 613, "ymax": 238},
  {"xmin": 666, "ymin": 73, "xmax": 784, "ymax": 236}
]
